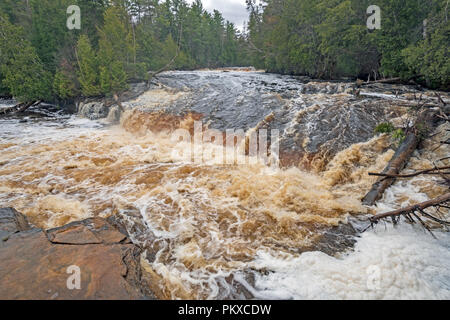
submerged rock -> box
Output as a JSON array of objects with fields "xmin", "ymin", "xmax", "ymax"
[{"xmin": 0, "ymin": 211, "xmax": 156, "ymax": 300}]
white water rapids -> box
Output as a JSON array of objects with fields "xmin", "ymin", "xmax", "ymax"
[{"xmin": 0, "ymin": 70, "xmax": 449, "ymax": 299}]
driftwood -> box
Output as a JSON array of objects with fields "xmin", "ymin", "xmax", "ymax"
[
  {"xmin": 362, "ymin": 108, "xmax": 437, "ymax": 206},
  {"xmin": 0, "ymin": 100, "xmax": 41, "ymax": 115},
  {"xmin": 365, "ymin": 193, "xmax": 450, "ymax": 235},
  {"xmin": 359, "ymin": 77, "xmax": 402, "ymax": 86},
  {"xmin": 368, "ymin": 166, "xmax": 450, "ymax": 178}
]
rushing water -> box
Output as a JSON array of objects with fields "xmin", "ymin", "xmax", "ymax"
[{"xmin": 0, "ymin": 70, "xmax": 449, "ymax": 299}]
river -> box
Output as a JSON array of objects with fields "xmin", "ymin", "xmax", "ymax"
[{"xmin": 0, "ymin": 69, "xmax": 449, "ymax": 299}]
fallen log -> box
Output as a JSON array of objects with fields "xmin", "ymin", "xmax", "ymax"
[
  {"xmin": 0, "ymin": 100, "xmax": 41, "ymax": 115},
  {"xmin": 366, "ymin": 193, "xmax": 450, "ymax": 235},
  {"xmin": 358, "ymin": 77, "xmax": 402, "ymax": 86},
  {"xmin": 362, "ymin": 108, "xmax": 438, "ymax": 206},
  {"xmin": 368, "ymin": 166, "xmax": 450, "ymax": 178}
]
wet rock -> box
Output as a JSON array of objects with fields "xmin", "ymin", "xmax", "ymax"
[
  {"xmin": 47, "ymin": 218, "xmax": 128, "ymax": 245},
  {"xmin": 78, "ymin": 102, "xmax": 109, "ymax": 120},
  {"xmin": 121, "ymin": 82, "xmax": 148, "ymax": 101},
  {"xmin": 305, "ymin": 221, "xmax": 358, "ymax": 256},
  {"xmin": 0, "ymin": 215, "xmax": 156, "ymax": 300},
  {"xmin": 106, "ymin": 105, "xmax": 121, "ymax": 123},
  {"xmin": 126, "ymin": 71, "xmax": 415, "ymax": 169},
  {"xmin": 0, "ymin": 208, "xmax": 31, "ymax": 242}
]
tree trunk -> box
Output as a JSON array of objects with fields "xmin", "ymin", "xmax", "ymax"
[
  {"xmin": 362, "ymin": 108, "xmax": 438, "ymax": 206},
  {"xmin": 0, "ymin": 100, "xmax": 41, "ymax": 115},
  {"xmin": 369, "ymin": 192, "xmax": 450, "ymax": 223}
]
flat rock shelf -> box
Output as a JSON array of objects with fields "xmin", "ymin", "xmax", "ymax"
[{"xmin": 0, "ymin": 208, "xmax": 156, "ymax": 300}]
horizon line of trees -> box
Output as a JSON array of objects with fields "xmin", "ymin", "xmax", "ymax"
[
  {"xmin": 245, "ymin": 0, "xmax": 449, "ymax": 90},
  {"xmin": 0, "ymin": 0, "xmax": 249, "ymax": 103},
  {"xmin": 0, "ymin": 0, "xmax": 449, "ymax": 105}
]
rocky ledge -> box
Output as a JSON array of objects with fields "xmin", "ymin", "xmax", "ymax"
[{"xmin": 0, "ymin": 207, "xmax": 156, "ymax": 300}]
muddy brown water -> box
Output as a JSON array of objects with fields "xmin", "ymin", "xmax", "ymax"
[{"xmin": 1, "ymin": 70, "xmax": 449, "ymax": 299}]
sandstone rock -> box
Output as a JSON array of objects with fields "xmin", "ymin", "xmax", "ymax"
[
  {"xmin": 0, "ymin": 215, "xmax": 155, "ymax": 300},
  {"xmin": 0, "ymin": 207, "xmax": 31, "ymax": 242}
]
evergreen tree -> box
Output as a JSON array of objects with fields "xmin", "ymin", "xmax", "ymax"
[
  {"xmin": 76, "ymin": 35, "xmax": 101, "ymax": 97},
  {"xmin": 97, "ymin": 6, "xmax": 132, "ymax": 95},
  {"xmin": 0, "ymin": 13, "xmax": 52, "ymax": 102}
]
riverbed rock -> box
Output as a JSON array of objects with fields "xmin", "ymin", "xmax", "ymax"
[
  {"xmin": 121, "ymin": 82, "xmax": 148, "ymax": 101},
  {"xmin": 78, "ymin": 102, "xmax": 109, "ymax": 120},
  {"xmin": 0, "ymin": 207, "xmax": 31, "ymax": 242},
  {"xmin": 105, "ymin": 105, "xmax": 121, "ymax": 123},
  {"xmin": 0, "ymin": 215, "xmax": 156, "ymax": 300}
]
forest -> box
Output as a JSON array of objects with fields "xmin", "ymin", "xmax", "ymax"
[
  {"xmin": 0, "ymin": 0, "xmax": 449, "ymax": 106},
  {"xmin": 246, "ymin": 0, "xmax": 449, "ymax": 89},
  {"xmin": 0, "ymin": 0, "xmax": 248, "ymax": 104}
]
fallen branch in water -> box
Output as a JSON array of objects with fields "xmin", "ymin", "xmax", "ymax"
[
  {"xmin": 365, "ymin": 193, "xmax": 450, "ymax": 235},
  {"xmin": 0, "ymin": 100, "xmax": 41, "ymax": 115},
  {"xmin": 368, "ymin": 166, "xmax": 450, "ymax": 179},
  {"xmin": 362, "ymin": 108, "xmax": 438, "ymax": 206},
  {"xmin": 358, "ymin": 77, "xmax": 402, "ymax": 86}
]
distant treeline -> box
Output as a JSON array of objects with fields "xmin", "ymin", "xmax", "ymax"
[
  {"xmin": 245, "ymin": 0, "xmax": 449, "ymax": 90},
  {"xmin": 0, "ymin": 0, "xmax": 448, "ymax": 105},
  {"xmin": 0, "ymin": 0, "xmax": 248, "ymax": 103}
]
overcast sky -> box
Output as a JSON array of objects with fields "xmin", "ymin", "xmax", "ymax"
[{"xmin": 187, "ymin": 0, "xmax": 249, "ymax": 31}]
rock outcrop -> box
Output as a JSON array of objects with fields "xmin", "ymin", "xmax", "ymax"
[
  {"xmin": 0, "ymin": 207, "xmax": 31, "ymax": 242},
  {"xmin": 78, "ymin": 102, "xmax": 109, "ymax": 120},
  {"xmin": 0, "ymin": 210, "xmax": 156, "ymax": 300},
  {"xmin": 77, "ymin": 82, "xmax": 148, "ymax": 121}
]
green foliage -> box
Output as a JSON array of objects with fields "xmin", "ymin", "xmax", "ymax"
[
  {"xmin": 0, "ymin": 0, "xmax": 246, "ymax": 102},
  {"xmin": 374, "ymin": 122, "xmax": 395, "ymax": 134},
  {"xmin": 402, "ymin": 21, "xmax": 450, "ymax": 89},
  {"xmin": 28, "ymin": 0, "xmax": 73, "ymax": 73},
  {"xmin": 53, "ymin": 69, "xmax": 78, "ymax": 100},
  {"xmin": 374, "ymin": 122, "xmax": 406, "ymax": 146},
  {"xmin": 4, "ymin": 0, "xmax": 445, "ymax": 102},
  {"xmin": 0, "ymin": 13, "xmax": 52, "ymax": 102},
  {"xmin": 245, "ymin": 0, "xmax": 448, "ymax": 87},
  {"xmin": 76, "ymin": 35, "xmax": 101, "ymax": 97},
  {"xmin": 392, "ymin": 129, "xmax": 406, "ymax": 145},
  {"xmin": 99, "ymin": 62, "xmax": 128, "ymax": 96},
  {"xmin": 415, "ymin": 122, "xmax": 431, "ymax": 142}
]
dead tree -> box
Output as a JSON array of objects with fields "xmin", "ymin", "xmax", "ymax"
[
  {"xmin": 362, "ymin": 108, "xmax": 438, "ymax": 206},
  {"xmin": 368, "ymin": 166, "xmax": 450, "ymax": 178},
  {"xmin": 359, "ymin": 77, "xmax": 402, "ymax": 86},
  {"xmin": 365, "ymin": 193, "xmax": 450, "ymax": 235},
  {"xmin": 0, "ymin": 100, "xmax": 41, "ymax": 115}
]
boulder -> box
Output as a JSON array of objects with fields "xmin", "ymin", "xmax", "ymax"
[
  {"xmin": 78, "ymin": 102, "xmax": 109, "ymax": 120},
  {"xmin": 0, "ymin": 214, "xmax": 156, "ymax": 300}
]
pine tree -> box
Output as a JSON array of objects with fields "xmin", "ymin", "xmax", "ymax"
[
  {"xmin": 76, "ymin": 35, "xmax": 101, "ymax": 97},
  {"xmin": 97, "ymin": 6, "xmax": 132, "ymax": 96},
  {"xmin": 0, "ymin": 13, "xmax": 52, "ymax": 102}
]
